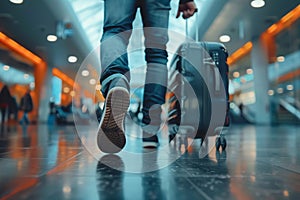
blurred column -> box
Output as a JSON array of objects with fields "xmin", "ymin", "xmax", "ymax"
[
  {"xmin": 51, "ymin": 76, "xmax": 62, "ymax": 105},
  {"xmin": 34, "ymin": 63, "xmax": 52, "ymax": 123},
  {"xmin": 251, "ymin": 39, "xmax": 271, "ymax": 124}
]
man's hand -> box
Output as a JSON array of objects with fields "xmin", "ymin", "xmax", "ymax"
[{"xmin": 176, "ymin": 1, "xmax": 197, "ymax": 19}]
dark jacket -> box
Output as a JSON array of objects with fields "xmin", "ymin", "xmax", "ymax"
[
  {"xmin": 0, "ymin": 85, "xmax": 12, "ymax": 108},
  {"xmin": 20, "ymin": 92, "xmax": 33, "ymax": 112},
  {"xmin": 9, "ymin": 96, "xmax": 19, "ymax": 113}
]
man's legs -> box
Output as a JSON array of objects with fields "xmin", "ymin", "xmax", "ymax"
[
  {"xmin": 100, "ymin": 0, "xmax": 138, "ymax": 97},
  {"xmin": 98, "ymin": 0, "xmax": 138, "ymax": 153},
  {"xmin": 20, "ymin": 111, "xmax": 25, "ymax": 124},
  {"xmin": 0, "ymin": 107, "xmax": 6, "ymax": 124},
  {"xmin": 20, "ymin": 112, "xmax": 29, "ymax": 125},
  {"xmin": 24, "ymin": 112, "xmax": 29, "ymax": 124},
  {"xmin": 140, "ymin": 0, "xmax": 171, "ymax": 147}
]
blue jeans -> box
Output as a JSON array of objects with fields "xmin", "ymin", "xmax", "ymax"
[
  {"xmin": 20, "ymin": 112, "xmax": 29, "ymax": 125},
  {"xmin": 100, "ymin": 0, "xmax": 171, "ymax": 125}
]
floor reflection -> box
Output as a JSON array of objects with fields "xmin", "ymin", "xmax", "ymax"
[
  {"xmin": 141, "ymin": 149, "xmax": 166, "ymax": 200},
  {"xmin": 0, "ymin": 124, "xmax": 10, "ymax": 156},
  {"xmin": 0, "ymin": 124, "xmax": 299, "ymax": 199},
  {"xmin": 96, "ymin": 155, "xmax": 125, "ymax": 200}
]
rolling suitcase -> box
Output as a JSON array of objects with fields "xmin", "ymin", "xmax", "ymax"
[{"xmin": 167, "ymin": 41, "xmax": 229, "ymax": 151}]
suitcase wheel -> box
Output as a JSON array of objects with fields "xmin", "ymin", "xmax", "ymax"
[{"xmin": 215, "ymin": 135, "xmax": 226, "ymax": 151}]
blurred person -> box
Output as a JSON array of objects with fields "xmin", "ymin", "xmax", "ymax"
[
  {"xmin": 9, "ymin": 96, "xmax": 19, "ymax": 121},
  {"xmin": 49, "ymin": 99, "xmax": 56, "ymax": 115},
  {"xmin": 0, "ymin": 85, "xmax": 12, "ymax": 124},
  {"xmin": 238, "ymin": 102, "xmax": 244, "ymax": 119},
  {"xmin": 48, "ymin": 99, "xmax": 56, "ymax": 125},
  {"xmin": 19, "ymin": 89, "xmax": 33, "ymax": 125},
  {"xmin": 97, "ymin": 0, "xmax": 197, "ymax": 153}
]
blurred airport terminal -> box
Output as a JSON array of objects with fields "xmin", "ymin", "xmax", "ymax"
[{"xmin": 0, "ymin": 0, "xmax": 300, "ymax": 199}]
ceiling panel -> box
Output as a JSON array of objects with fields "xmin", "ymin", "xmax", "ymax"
[
  {"xmin": 202, "ymin": 0, "xmax": 300, "ymax": 55},
  {"xmin": 0, "ymin": 0, "xmax": 89, "ymax": 80}
]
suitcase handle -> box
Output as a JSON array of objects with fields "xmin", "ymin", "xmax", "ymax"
[
  {"xmin": 213, "ymin": 67, "xmax": 221, "ymax": 92},
  {"xmin": 203, "ymin": 58, "xmax": 221, "ymax": 92}
]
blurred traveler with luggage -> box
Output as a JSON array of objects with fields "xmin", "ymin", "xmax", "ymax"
[{"xmin": 19, "ymin": 89, "xmax": 33, "ymax": 125}]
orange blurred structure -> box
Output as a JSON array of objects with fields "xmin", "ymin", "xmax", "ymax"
[
  {"xmin": 0, "ymin": 32, "xmax": 47, "ymax": 122},
  {"xmin": 228, "ymin": 5, "xmax": 300, "ymax": 66}
]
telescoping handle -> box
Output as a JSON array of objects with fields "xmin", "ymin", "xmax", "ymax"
[{"xmin": 185, "ymin": 8, "xmax": 199, "ymax": 41}]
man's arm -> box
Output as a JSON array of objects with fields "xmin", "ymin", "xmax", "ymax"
[{"xmin": 176, "ymin": 0, "xmax": 197, "ymax": 19}]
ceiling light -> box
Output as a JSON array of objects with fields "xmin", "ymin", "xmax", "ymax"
[
  {"xmin": 268, "ymin": 90, "xmax": 274, "ymax": 96},
  {"xmin": 68, "ymin": 56, "xmax": 78, "ymax": 63},
  {"xmin": 277, "ymin": 88, "xmax": 283, "ymax": 94},
  {"xmin": 47, "ymin": 34, "xmax": 57, "ymax": 42},
  {"xmin": 30, "ymin": 82, "xmax": 35, "ymax": 89},
  {"xmin": 233, "ymin": 72, "xmax": 240, "ymax": 78},
  {"xmin": 9, "ymin": 0, "xmax": 23, "ymax": 4},
  {"xmin": 250, "ymin": 0, "xmax": 265, "ymax": 8},
  {"xmin": 24, "ymin": 74, "xmax": 29, "ymax": 79},
  {"xmin": 81, "ymin": 70, "xmax": 89, "ymax": 77},
  {"xmin": 219, "ymin": 35, "xmax": 231, "ymax": 43},
  {"xmin": 89, "ymin": 78, "xmax": 96, "ymax": 85},
  {"xmin": 70, "ymin": 91, "xmax": 75, "ymax": 97},
  {"xmin": 63, "ymin": 87, "xmax": 70, "ymax": 93},
  {"xmin": 277, "ymin": 56, "xmax": 285, "ymax": 62},
  {"xmin": 286, "ymin": 85, "xmax": 293, "ymax": 91},
  {"xmin": 246, "ymin": 68, "xmax": 253, "ymax": 74},
  {"xmin": 3, "ymin": 65, "xmax": 10, "ymax": 71}
]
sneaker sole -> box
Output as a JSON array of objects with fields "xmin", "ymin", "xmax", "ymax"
[
  {"xmin": 97, "ymin": 87, "xmax": 129, "ymax": 153},
  {"xmin": 143, "ymin": 142, "xmax": 159, "ymax": 149}
]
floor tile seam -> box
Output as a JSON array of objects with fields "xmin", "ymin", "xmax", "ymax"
[
  {"xmin": 185, "ymin": 174, "xmax": 262, "ymax": 178},
  {"xmin": 175, "ymin": 160, "xmax": 194, "ymax": 177},
  {"xmin": 258, "ymin": 160, "xmax": 300, "ymax": 175},
  {"xmin": 184, "ymin": 177, "xmax": 213, "ymax": 200}
]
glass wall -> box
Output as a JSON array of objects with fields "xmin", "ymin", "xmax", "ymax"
[
  {"xmin": 269, "ymin": 18, "xmax": 300, "ymax": 124},
  {"xmin": 229, "ymin": 54, "xmax": 256, "ymax": 123}
]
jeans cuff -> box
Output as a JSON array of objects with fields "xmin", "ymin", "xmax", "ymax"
[{"xmin": 100, "ymin": 73, "xmax": 127, "ymax": 97}]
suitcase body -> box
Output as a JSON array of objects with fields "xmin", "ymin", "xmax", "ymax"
[{"xmin": 167, "ymin": 41, "xmax": 229, "ymax": 141}]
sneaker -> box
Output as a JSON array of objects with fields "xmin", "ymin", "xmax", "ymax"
[
  {"xmin": 97, "ymin": 78, "xmax": 130, "ymax": 153},
  {"xmin": 142, "ymin": 132, "xmax": 159, "ymax": 148}
]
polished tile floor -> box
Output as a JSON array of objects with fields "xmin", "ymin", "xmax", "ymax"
[{"xmin": 0, "ymin": 122, "xmax": 299, "ymax": 200}]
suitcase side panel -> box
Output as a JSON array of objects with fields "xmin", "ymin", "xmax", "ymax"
[{"xmin": 167, "ymin": 42, "xmax": 230, "ymax": 139}]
